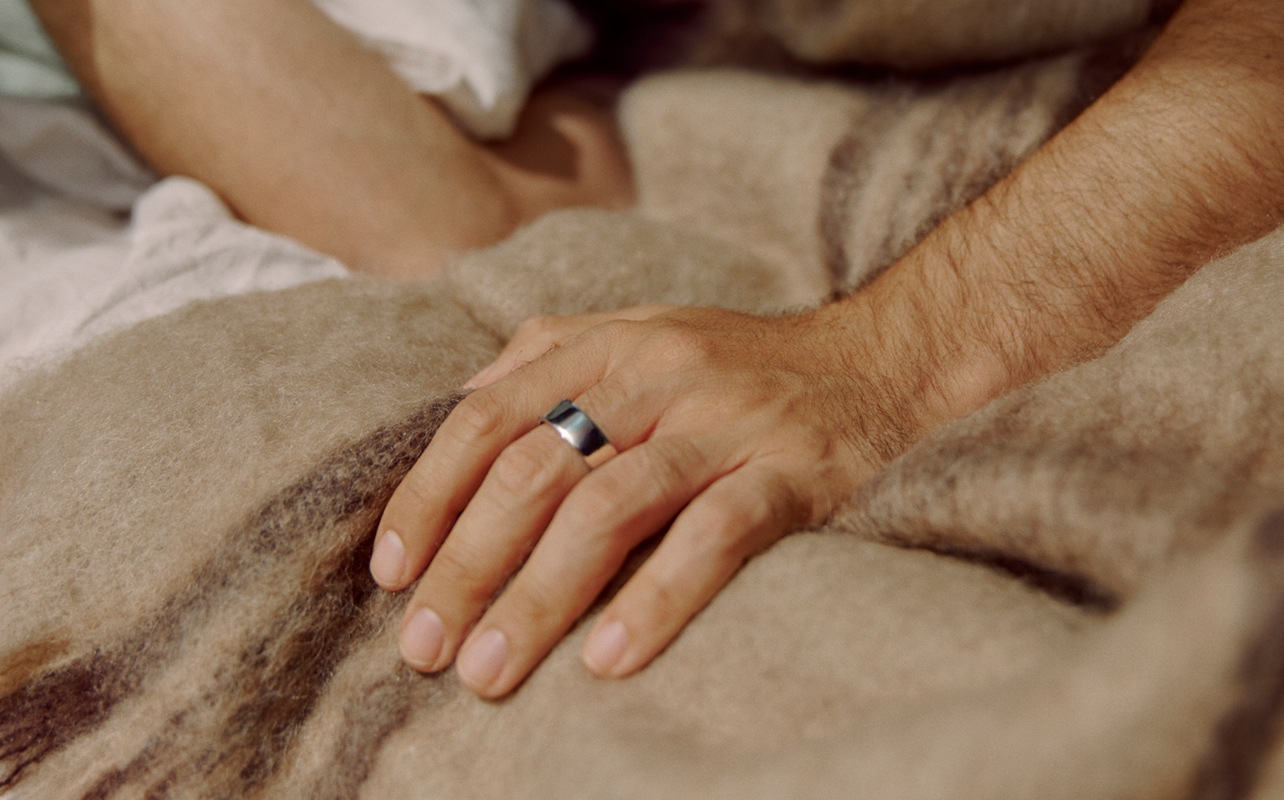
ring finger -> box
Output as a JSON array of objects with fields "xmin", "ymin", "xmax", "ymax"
[
  {"xmin": 451, "ymin": 433, "xmax": 728, "ymax": 696},
  {"xmin": 399, "ymin": 422, "xmax": 588, "ymax": 671}
]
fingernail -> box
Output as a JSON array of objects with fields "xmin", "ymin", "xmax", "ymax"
[
  {"xmin": 370, "ymin": 530, "xmax": 405, "ymax": 587},
  {"xmin": 400, "ymin": 608, "xmax": 446, "ymax": 670},
  {"xmin": 583, "ymin": 620, "xmax": 629, "ymax": 675},
  {"xmin": 458, "ymin": 629, "xmax": 508, "ymax": 691},
  {"xmin": 463, "ymin": 361, "xmax": 496, "ymax": 389}
]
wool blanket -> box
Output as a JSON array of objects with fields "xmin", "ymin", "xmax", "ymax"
[{"xmin": 4, "ymin": 2, "xmax": 1284, "ymax": 798}]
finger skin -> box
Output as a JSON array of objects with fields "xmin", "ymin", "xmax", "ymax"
[
  {"xmin": 372, "ymin": 389, "xmax": 526, "ymax": 589},
  {"xmin": 450, "ymin": 435, "xmax": 722, "ymax": 696},
  {"xmin": 582, "ymin": 464, "xmax": 804, "ymax": 678},
  {"xmin": 377, "ymin": 306, "xmax": 882, "ymax": 697},
  {"xmin": 399, "ymin": 424, "xmax": 586, "ymax": 671},
  {"xmin": 464, "ymin": 316, "xmax": 567, "ymax": 390},
  {"xmin": 466, "ymin": 306, "xmax": 680, "ymax": 389},
  {"xmin": 372, "ymin": 332, "xmax": 611, "ymax": 591},
  {"xmin": 389, "ymin": 325, "xmax": 709, "ymax": 684},
  {"xmin": 381, "ymin": 312, "xmax": 718, "ymax": 597}
]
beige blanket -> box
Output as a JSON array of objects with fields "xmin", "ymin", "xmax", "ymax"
[{"xmin": 5, "ymin": 2, "xmax": 1284, "ymax": 797}]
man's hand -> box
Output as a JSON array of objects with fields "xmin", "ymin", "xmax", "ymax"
[
  {"xmin": 377, "ymin": 0, "xmax": 1284, "ymax": 697},
  {"xmin": 374, "ymin": 306, "xmax": 897, "ymax": 695},
  {"xmin": 464, "ymin": 305, "xmax": 679, "ymax": 389}
]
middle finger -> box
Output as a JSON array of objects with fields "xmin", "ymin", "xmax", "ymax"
[
  {"xmin": 399, "ymin": 422, "xmax": 588, "ymax": 671},
  {"xmin": 452, "ymin": 433, "xmax": 725, "ymax": 696}
]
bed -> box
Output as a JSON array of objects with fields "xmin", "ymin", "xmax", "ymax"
[{"xmin": 4, "ymin": 0, "xmax": 1284, "ymax": 797}]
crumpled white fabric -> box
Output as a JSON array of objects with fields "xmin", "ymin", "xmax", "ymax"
[
  {"xmin": 0, "ymin": 96, "xmax": 349, "ymax": 388},
  {"xmin": 0, "ymin": 0, "xmax": 81, "ymax": 98},
  {"xmin": 311, "ymin": 0, "xmax": 592, "ymax": 138},
  {"xmin": 0, "ymin": 0, "xmax": 593, "ymax": 384}
]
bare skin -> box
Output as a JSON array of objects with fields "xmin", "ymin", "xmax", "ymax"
[
  {"xmin": 374, "ymin": 0, "xmax": 1284, "ymax": 697},
  {"xmin": 29, "ymin": 0, "xmax": 635, "ymax": 278}
]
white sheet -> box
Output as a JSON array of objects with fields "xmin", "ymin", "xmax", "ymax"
[
  {"xmin": 0, "ymin": 0, "xmax": 595, "ymax": 387},
  {"xmin": 314, "ymin": 0, "xmax": 591, "ymax": 138},
  {"xmin": 0, "ymin": 96, "xmax": 349, "ymax": 388}
]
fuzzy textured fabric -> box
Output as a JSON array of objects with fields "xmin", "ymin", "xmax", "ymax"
[
  {"xmin": 691, "ymin": 0, "xmax": 1175, "ymax": 70},
  {"xmin": 5, "ymin": 5, "xmax": 1284, "ymax": 800}
]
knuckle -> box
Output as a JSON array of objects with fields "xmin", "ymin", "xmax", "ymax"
[
  {"xmin": 582, "ymin": 373, "xmax": 638, "ymax": 419},
  {"xmin": 564, "ymin": 479, "xmax": 622, "ymax": 531},
  {"xmin": 593, "ymin": 318, "xmax": 636, "ymax": 342},
  {"xmin": 559, "ymin": 439, "xmax": 705, "ymax": 542},
  {"xmin": 627, "ymin": 442, "xmax": 694, "ymax": 501},
  {"xmin": 516, "ymin": 315, "xmax": 559, "ymax": 342},
  {"xmin": 703, "ymin": 494, "xmax": 773, "ymax": 563},
  {"xmin": 638, "ymin": 572, "xmax": 685, "ymax": 620},
  {"xmin": 491, "ymin": 440, "xmax": 563, "ymax": 496},
  {"xmin": 642, "ymin": 325, "xmax": 712, "ymax": 370},
  {"xmin": 430, "ymin": 543, "xmax": 499, "ymax": 606},
  {"xmin": 652, "ymin": 437, "xmax": 707, "ymax": 480},
  {"xmin": 568, "ymin": 444, "xmax": 694, "ymax": 532},
  {"xmin": 788, "ymin": 426, "xmax": 835, "ymax": 463},
  {"xmin": 451, "ymin": 390, "xmax": 507, "ymax": 440},
  {"xmin": 510, "ymin": 574, "xmax": 567, "ymax": 629}
]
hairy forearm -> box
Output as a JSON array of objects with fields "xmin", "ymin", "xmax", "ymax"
[
  {"xmin": 820, "ymin": 0, "xmax": 1284, "ymax": 459},
  {"xmin": 29, "ymin": 0, "xmax": 519, "ymax": 277}
]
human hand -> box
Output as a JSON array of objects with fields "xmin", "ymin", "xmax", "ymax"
[
  {"xmin": 464, "ymin": 305, "xmax": 678, "ymax": 389},
  {"xmin": 376, "ymin": 0, "xmax": 1284, "ymax": 697},
  {"xmin": 371, "ymin": 304, "xmax": 901, "ymax": 697}
]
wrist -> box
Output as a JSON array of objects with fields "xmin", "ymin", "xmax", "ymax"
[{"xmin": 804, "ymin": 246, "xmax": 1016, "ymax": 462}]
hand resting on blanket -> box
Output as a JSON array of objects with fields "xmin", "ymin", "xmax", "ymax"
[{"xmin": 375, "ymin": 0, "xmax": 1284, "ymax": 698}]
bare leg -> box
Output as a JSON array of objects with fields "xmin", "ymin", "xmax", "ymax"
[{"xmin": 30, "ymin": 0, "xmax": 634, "ymax": 279}]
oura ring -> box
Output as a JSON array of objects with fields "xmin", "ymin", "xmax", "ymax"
[{"xmin": 541, "ymin": 399, "xmax": 610, "ymax": 458}]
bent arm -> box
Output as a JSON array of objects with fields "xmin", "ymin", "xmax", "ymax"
[
  {"xmin": 832, "ymin": 0, "xmax": 1284, "ymax": 456},
  {"xmin": 28, "ymin": 0, "xmax": 523, "ymax": 278}
]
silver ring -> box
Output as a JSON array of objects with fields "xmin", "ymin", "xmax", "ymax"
[{"xmin": 541, "ymin": 399, "xmax": 609, "ymax": 458}]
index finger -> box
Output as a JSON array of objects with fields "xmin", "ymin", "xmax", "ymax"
[{"xmin": 371, "ymin": 332, "xmax": 610, "ymax": 590}]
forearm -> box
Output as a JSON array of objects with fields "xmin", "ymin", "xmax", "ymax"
[
  {"xmin": 819, "ymin": 0, "xmax": 1284, "ymax": 460},
  {"xmin": 29, "ymin": 0, "xmax": 518, "ymax": 277}
]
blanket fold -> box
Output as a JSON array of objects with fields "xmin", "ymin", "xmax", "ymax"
[{"xmin": 4, "ymin": 7, "xmax": 1284, "ymax": 798}]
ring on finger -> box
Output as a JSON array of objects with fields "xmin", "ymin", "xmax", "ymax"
[{"xmin": 541, "ymin": 399, "xmax": 616, "ymax": 467}]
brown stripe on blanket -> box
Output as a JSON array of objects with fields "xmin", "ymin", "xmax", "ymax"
[
  {"xmin": 1184, "ymin": 508, "xmax": 1284, "ymax": 800},
  {"xmin": 866, "ymin": 66, "xmax": 1042, "ymax": 273},
  {"xmin": 912, "ymin": 541, "xmax": 1121, "ymax": 613},
  {"xmin": 817, "ymin": 64, "xmax": 1050, "ymax": 292},
  {"xmin": 0, "ymin": 394, "xmax": 462, "ymax": 797},
  {"xmin": 75, "ymin": 550, "xmax": 419, "ymax": 800},
  {"xmin": 0, "ymin": 638, "xmax": 70, "ymax": 698},
  {"xmin": 296, "ymin": 671, "xmax": 427, "ymax": 800},
  {"xmin": 0, "ymin": 650, "xmax": 136, "ymax": 788}
]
